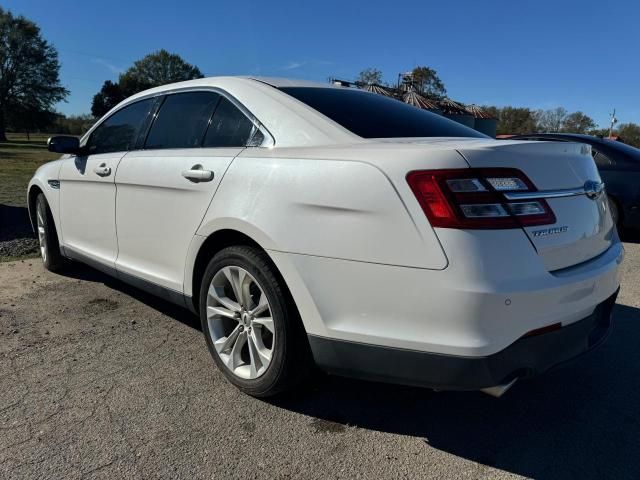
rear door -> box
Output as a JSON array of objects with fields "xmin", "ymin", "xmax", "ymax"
[
  {"xmin": 114, "ymin": 91, "xmax": 263, "ymax": 292},
  {"xmin": 58, "ymin": 98, "xmax": 155, "ymax": 267},
  {"xmin": 459, "ymin": 140, "xmax": 615, "ymax": 271}
]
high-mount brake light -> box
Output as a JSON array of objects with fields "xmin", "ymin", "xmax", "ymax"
[{"xmin": 406, "ymin": 168, "xmax": 556, "ymax": 229}]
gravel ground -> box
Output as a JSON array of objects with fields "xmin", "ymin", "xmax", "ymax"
[
  {"xmin": 1, "ymin": 240, "xmax": 639, "ymax": 479},
  {"xmin": 0, "ymin": 204, "xmax": 38, "ymax": 260}
]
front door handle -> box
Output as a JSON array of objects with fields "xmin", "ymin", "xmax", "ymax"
[
  {"xmin": 93, "ymin": 163, "xmax": 111, "ymax": 177},
  {"xmin": 182, "ymin": 164, "xmax": 214, "ymax": 183}
]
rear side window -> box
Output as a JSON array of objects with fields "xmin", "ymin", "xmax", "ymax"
[
  {"xmin": 203, "ymin": 97, "xmax": 258, "ymax": 148},
  {"xmin": 146, "ymin": 92, "xmax": 220, "ymax": 149},
  {"xmin": 87, "ymin": 99, "xmax": 154, "ymax": 154},
  {"xmin": 279, "ymin": 87, "xmax": 486, "ymax": 139}
]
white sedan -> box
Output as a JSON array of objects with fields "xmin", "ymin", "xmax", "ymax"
[{"xmin": 28, "ymin": 77, "xmax": 623, "ymax": 397}]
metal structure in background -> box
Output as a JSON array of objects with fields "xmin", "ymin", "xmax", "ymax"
[
  {"xmin": 402, "ymin": 89, "xmax": 442, "ymax": 115},
  {"xmin": 466, "ymin": 104, "xmax": 498, "ymax": 137},
  {"xmin": 438, "ymin": 97, "xmax": 475, "ymax": 129},
  {"xmin": 330, "ymin": 75, "xmax": 497, "ymax": 137}
]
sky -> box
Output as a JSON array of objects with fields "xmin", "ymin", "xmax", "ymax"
[{"xmin": 5, "ymin": 0, "xmax": 640, "ymax": 128}]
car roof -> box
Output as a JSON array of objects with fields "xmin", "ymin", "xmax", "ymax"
[
  {"xmin": 245, "ymin": 76, "xmax": 336, "ymax": 88},
  {"xmin": 85, "ymin": 76, "xmax": 361, "ymax": 148}
]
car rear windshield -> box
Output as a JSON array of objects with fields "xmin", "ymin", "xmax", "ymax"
[{"xmin": 279, "ymin": 87, "xmax": 486, "ymax": 139}]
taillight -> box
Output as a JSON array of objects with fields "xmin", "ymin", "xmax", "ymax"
[{"xmin": 406, "ymin": 168, "xmax": 556, "ymax": 229}]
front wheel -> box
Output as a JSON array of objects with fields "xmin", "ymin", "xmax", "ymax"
[
  {"xmin": 35, "ymin": 193, "xmax": 66, "ymax": 272},
  {"xmin": 199, "ymin": 246, "xmax": 310, "ymax": 397}
]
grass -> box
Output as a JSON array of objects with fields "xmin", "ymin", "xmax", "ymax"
[{"xmin": 0, "ymin": 133, "xmax": 61, "ymax": 207}]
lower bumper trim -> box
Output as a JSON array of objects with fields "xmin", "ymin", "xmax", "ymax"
[{"xmin": 308, "ymin": 289, "xmax": 618, "ymax": 390}]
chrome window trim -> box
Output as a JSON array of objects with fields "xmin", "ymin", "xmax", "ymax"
[{"xmin": 81, "ymin": 86, "xmax": 275, "ymax": 150}]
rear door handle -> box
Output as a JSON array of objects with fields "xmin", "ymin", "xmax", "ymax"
[
  {"xmin": 93, "ymin": 163, "xmax": 111, "ymax": 177},
  {"xmin": 182, "ymin": 165, "xmax": 214, "ymax": 183}
]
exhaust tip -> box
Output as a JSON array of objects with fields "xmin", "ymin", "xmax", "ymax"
[{"xmin": 480, "ymin": 378, "xmax": 518, "ymax": 398}]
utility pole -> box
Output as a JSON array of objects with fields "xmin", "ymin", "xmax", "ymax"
[{"xmin": 608, "ymin": 109, "xmax": 617, "ymax": 138}]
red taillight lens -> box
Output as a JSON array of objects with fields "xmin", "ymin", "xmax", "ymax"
[{"xmin": 406, "ymin": 168, "xmax": 556, "ymax": 229}]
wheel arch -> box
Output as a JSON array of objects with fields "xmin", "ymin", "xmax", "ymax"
[
  {"xmin": 187, "ymin": 228, "xmax": 320, "ymax": 337},
  {"xmin": 27, "ymin": 184, "xmax": 44, "ymax": 232},
  {"xmin": 189, "ymin": 229, "xmax": 264, "ymax": 312}
]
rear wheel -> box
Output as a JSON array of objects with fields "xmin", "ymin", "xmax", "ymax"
[
  {"xmin": 199, "ymin": 246, "xmax": 310, "ymax": 397},
  {"xmin": 35, "ymin": 194, "xmax": 66, "ymax": 272}
]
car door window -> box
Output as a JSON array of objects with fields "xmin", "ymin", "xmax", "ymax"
[
  {"xmin": 203, "ymin": 97, "xmax": 258, "ymax": 148},
  {"xmin": 145, "ymin": 92, "xmax": 220, "ymax": 149},
  {"xmin": 86, "ymin": 99, "xmax": 155, "ymax": 155}
]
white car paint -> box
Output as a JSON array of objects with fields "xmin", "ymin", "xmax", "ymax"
[
  {"xmin": 114, "ymin": 147, "xmax": 239, "ymax": 292},
  {"xmin": 58, "ymin": 151, "xmax": 124, "ymax": 267},
  {"xmin": 28, "ymin": 76, "xmax": 623, "ymax": 391}
]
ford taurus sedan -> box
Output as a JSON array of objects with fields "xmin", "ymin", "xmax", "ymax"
[{"xmin": 28, "ymin": 77, "xmax": 623, "ymax": 397}]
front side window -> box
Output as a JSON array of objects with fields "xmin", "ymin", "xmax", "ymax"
[
  {"xmin": 203, "ymin": 97, "xmax": 258, "ymax": 148},
  {"xmin": 279, "ymin": 87, "xmax": 487, "ymax": 139},
  {"xmin": 86, "ymin": 99, "xmax": 154, "ymax": 154},
  {"xmin": 145, "ymin": 92, "xmax": 220, "ymax": 149}
]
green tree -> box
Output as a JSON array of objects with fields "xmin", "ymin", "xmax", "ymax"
[
  {"xmin": 588, "ymin": 128, "xmax": 609, "ymax": 137},
  {"xmin": 410, "ymin": 66, "xmax": 446, "ymax": 99},
  {"xmin": 561, "ymin": 111, "xmax": 596, "ymax": 133},
  {"xmin": 0, "ymin": 8, "xmax": 68, "ymax": 141},
  {"xmin": 91, "ymin": 80, "xmax": 126, "ymax": 117},
  {"xmin": 6, "ymin": 103, "xmax": 56, "ymax": 139},
  {"xmin": 616, "ymin": 123, "xmax": 640, "ymax": 147},
  {"xmin": 91, "ymin": 49, "xmax": 203, "ymax": 117},
  {"xmin": 480, "ymin": 105, "xmax": 500, "ymax": 120},
  {"xmin": 53, "ymin": 114, "xmax": 95, "ymax": 136},
  {"xmin": 357, "ymin": 68, "xmax": 384, "ymax": 85},
  {"xmin": 119, "ymin": 49, "xmax": 203, "ymax": 93},
  {"xmin": 493, "ymin": 106, "xmax": 539, "ymax": 135}
]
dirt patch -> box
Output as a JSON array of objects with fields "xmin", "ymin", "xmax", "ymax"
[
  {"xmin": 83, "ymin": 298, "xmax": 120, "ymax": 315},
  {"xmin": 309, "ymin": 418, "xmax": 346, "ymax": 434}
]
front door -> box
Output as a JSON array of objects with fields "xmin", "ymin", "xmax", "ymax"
[{"xmin": 58, "ymin": 98, "xmax": 156, "ymax": 267}]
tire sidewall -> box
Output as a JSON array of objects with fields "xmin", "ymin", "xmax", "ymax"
[
  {"xmin": 199, "ymin": 247, "xmax": 290, "ymax": 396},
  {"xmin": 36, "ymin": 195, "xmax": 52, "ymax": 269}
]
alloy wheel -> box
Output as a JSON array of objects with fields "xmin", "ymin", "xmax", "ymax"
[
  {"xmin": 206, "ymin": 266, "xmax": 275, "ymax": 379},
  {"xmin": 36, "ymin": 207, "xmax": 47, "ymax": 263}
]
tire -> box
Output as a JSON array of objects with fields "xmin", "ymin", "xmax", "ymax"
[
  {"xmin": 199, "ymin": 246, "xmax": 311, "ymax": 397},
  {"xmin": 35, "ymin": 193, "xmax": 66, "ymax": 272}
]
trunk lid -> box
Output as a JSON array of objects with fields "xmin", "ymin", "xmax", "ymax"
[{"xmin": 457, "ymin": 139, "xmax": 615, "ymax": 271}]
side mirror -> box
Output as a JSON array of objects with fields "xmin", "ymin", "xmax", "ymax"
[{"xmin": 47, "ymin": 136, "xmax": 82, "ymax": 155}]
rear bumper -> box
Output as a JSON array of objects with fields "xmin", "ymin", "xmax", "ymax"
[{"xmin": 308, "ymin": 290, "xmax": 618, "ymax": 390}]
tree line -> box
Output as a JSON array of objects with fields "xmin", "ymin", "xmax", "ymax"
[
  {"xmin": 480, "ymin": 105, "xmax": 640, "ymax": 146},
  {"xmin": 1, "ymin": 7, "xmax": 639, "ymax": 148},
  {"xmin": 357, "ymin": 67, "xmax": 640, "ymax": 146}
]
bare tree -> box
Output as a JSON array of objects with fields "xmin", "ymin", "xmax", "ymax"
[{"xmin": 536, "ymin": 107, "xmax": 568, "ymax": 132}]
